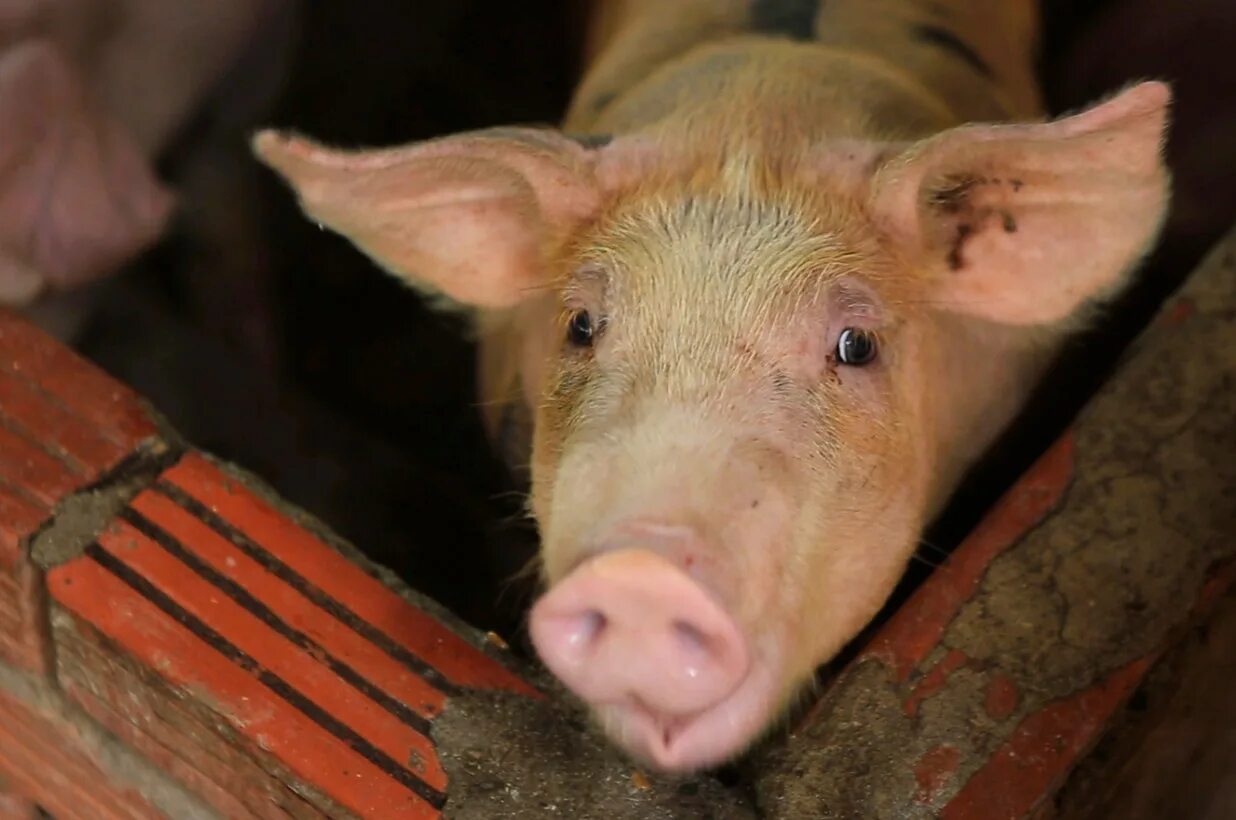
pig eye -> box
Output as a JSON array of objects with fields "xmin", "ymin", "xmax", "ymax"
[
  {"xmin": 567, "ymin": 310, "xmax": 595, "ymax": 347},
  {"xmin": 836, "ymin": 328, "xmax": 878, "ymax": 366}
]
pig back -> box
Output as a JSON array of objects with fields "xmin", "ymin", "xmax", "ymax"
[{"xmin": 567, "ymin": 0, "xmax": 1043, "ymax": 134}]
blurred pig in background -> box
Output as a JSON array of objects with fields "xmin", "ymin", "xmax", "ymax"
[{"xmin": 2, "ymin": 0, "xmax": 297, "ymax": 365}]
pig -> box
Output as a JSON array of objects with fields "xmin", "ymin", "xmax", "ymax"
[
  {"xmin": 0, "ymin": 0, "xmax": 296, "ymax": 354},
  {"xmin": 253, "ymin": 0, "xmax": 1171, "ymax": 772}
]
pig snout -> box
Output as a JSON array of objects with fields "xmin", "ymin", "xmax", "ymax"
[{"xmin": 530, "ymin": 545, "xmax": 756, "ymax": 770}]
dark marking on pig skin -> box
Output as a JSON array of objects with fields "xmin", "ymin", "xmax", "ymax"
[
  {"xmin": 566, "ymin": 132, "xmax": 614, "ymax": 149},
  {"xmin": 912, "ymin": 24, "xmax": 994, "ymax": 79},
  {"xmin": 928, "ymin": 176, "xmax": 979, "ymax": 215},
  {"xmin": 948, "ymin": 223, "xmax": 974, "ymax": 271},
  {"xmin": 751, "ymin": 0, "xmax": 820, "ymax": 41},
  {"xmin": 929, "ymin": 176, "xmax": 1023, "ymax": 269}
]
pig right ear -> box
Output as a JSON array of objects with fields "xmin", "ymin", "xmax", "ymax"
[
  {"xmin": 252, "ymin": 127, "xmax": 610, "ymax": 308},
  {"xmin": 868, "ymin": 82, "xmax": 1171, "ymax": 326}
]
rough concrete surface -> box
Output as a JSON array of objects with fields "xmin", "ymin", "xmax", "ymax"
[
  {"xmin": 754, "ymin": 225, "xmax": 1236, "ymax": 818},
  {"xmin": 433, "ymin": 689, "xmax": 757, "ymax": 820}
]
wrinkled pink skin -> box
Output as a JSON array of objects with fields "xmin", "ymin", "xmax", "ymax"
[
  {"xmin": 0, "ymin": 0, "xmax": 294, "ymax": 330},
  {"xmin": 255, "ymin": 0, "xmax": 1171, "ymax": 773}
]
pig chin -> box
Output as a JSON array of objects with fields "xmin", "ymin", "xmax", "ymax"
[{"xmin": 594, "ymin": 647, "xmax": 786, "ymax": 772}]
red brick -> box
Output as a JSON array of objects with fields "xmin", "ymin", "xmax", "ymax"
[
  {"xmin": 0, "ymin": 310, "xmax": 165, "ymax": 676},
  {"xmin": 942, "ymin": 655, "xmax": 1154, "ymax": 820},
  {"xmin": 915, "ymin": 745, "xmax": 962, "ymax": 805},
  {"xmin": 99, "ymin": 518, "xmax": 449, "ymax": 791},
  {"xmin": 0, "ymin": 310, "xmax": 157, "ymax": 448},
  {"xmin": 0, "ymin": 686, "xmax": 160, "ymax": 820},
  {"xmin": 160, "ymin": 454, "xmax": 539, "ymax": 696},
  {"xmin": 985, "ymin": 675, "xmax": 1021, "ymax": 722},
  {"xmin": 0, "ymin": 310, "xmax": 161, "ymax": 545},
  {"xmin": 53, "ymin": 557, "xmax": 415, "ymax": 818},
  {"xmin": 0, "ymin": 368, "xmax": 129, "ymax": 471},
  {"xmin": 0, "ymin": 485, "xmax": 45, "ymax": 574},
  {"xmin": 48, "ymin": 453, "xmax": 543, "ymax": 819},
  {"xmin": 130, "ymin": 490, "xmax": 447, "ymax": 721},
  {"xmin": 0, "ymin": 423, "xmax": 81, "ymax": 508},
  {"xmin": 64, "ymin": 679, "xmax": 294, "ymax": 820},
  {"xmin": 0, "ymin": 560, "xmax": 50, "ymax": 676}
]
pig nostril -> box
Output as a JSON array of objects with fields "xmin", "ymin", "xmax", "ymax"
[
  {"xmin": 671, "ymin": 619, "xmax": 711, "ymax": 655},
  {"xmin": 567, "ymin": 609, "xmax": 607, "ymax": 649}
]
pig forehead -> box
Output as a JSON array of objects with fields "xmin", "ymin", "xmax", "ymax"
[{"xmin": 575, "ymin": 188, "xmax": 883, "ymax": 324}]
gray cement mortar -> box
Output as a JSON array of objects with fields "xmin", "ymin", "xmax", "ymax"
[{"xmin": 432, "ymin": 688, "xmax": 757, "ymax": 820}]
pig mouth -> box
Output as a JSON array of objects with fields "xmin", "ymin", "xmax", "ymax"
[{"xmin": 593, "ymin": 654, "xmax": 782, "ymax": 772}]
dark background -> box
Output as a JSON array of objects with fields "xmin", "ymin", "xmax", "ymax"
[{"xmin": 66, "ymin": 0, "xmax": 1236, "ymax": 645}]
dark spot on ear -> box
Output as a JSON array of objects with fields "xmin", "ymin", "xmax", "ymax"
[
  {"xmin": 929, "ymin": 176, "xmax": 977, "ymax": 215},
  {"xmin": 912, "ymin": 24, "xmax": 994, "ymax": 79},
  {"xmin": 1002, "ymin": 212, "xmax": 1017, "ymax": 233},
  {"xmin": 566, "ymin": 133, "xmax": 614, "ymax": 149},
  {"xmin": 948, "ymin": 223, "xmax": 974, "ymax": 271},
  {"xmin": 750, "ymin": 499, "xmax": 760, "ymax": 509},
  {"xmin": 751, "ymin": 0, "xmax": 820, "ymax": 41}
]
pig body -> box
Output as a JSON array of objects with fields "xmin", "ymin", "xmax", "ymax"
[
  {"xmin": 256, "ymin": 0, "xmax": 1171, "ymax": 772},
  {"xmin": 1, "ymin": 0, "xmax": 296, "ymax": 353}
]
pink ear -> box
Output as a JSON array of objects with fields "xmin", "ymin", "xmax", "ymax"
[
  {"xmin": 0, "ymin": 41, "xmax": 175, "ymax": 302},
  {"xmin": 870, "ymin": 82, "xmax": 1172, "ymax": 325},
  {"xmin": 253, "ymin": 126, "xmax": 613, "ymax": 308}
]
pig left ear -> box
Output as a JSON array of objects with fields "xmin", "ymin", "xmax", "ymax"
[
  {"xmin": 870, "ymin": 81, "xmax": 1172, "ymax": 325},
  {"xmin": 252, "ymin": 127, "xmax": 613, "ymax": 309}
]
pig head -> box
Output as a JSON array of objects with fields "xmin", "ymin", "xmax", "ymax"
[{"xmin": 254, "ymin": 76, "xmax": 1170, "ymax": 770}]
